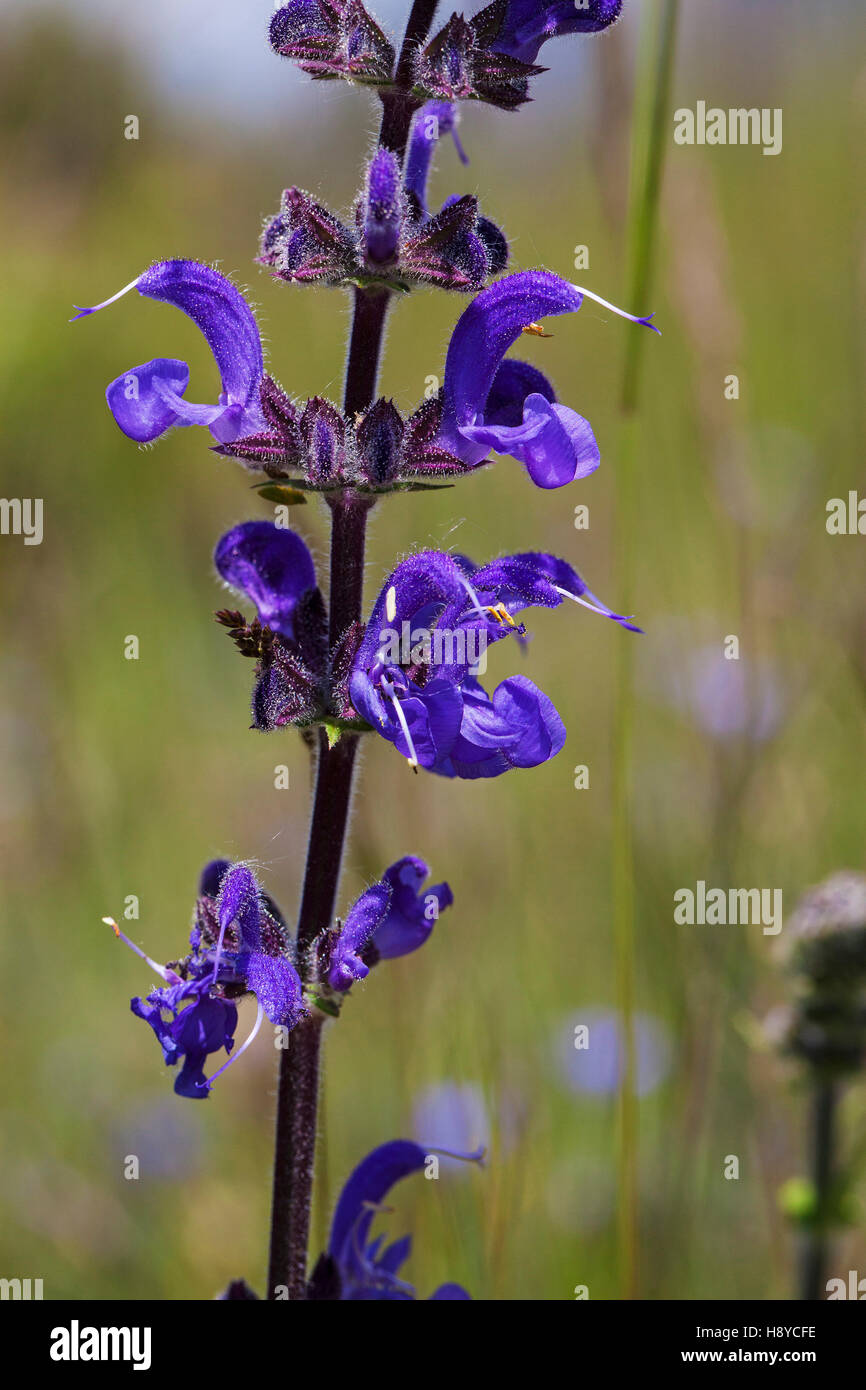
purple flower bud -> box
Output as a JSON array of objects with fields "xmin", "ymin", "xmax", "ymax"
[{"xmin": 360, "ymin": 149, "xmax": 403, "ymax": 266}]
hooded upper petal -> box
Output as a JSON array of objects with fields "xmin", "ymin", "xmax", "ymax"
[
  {"xmin": 327, "ymin": 1139, "xmax": 475, "ymax": 1300},
  {"xmin": 328, "ymin": 1140, "xmax": 429, "ymax": 1279},
  {"xmin": 437, "ymin": 268, "xmax": 656, "ymax": 486},
  {"xmin": 440, "ymin": 271, "xmax": 584, "ymax": 455},
  {"xmin": 75, "ymin": 259, "xmax": 266, "ymax": 445},
  {"xmin": 214, "ymin": 521, "xmax": 317, "ymax": 639},
  {"xmin": 493, "ymin": 0, "xmax": 623, "ymax": 64}
]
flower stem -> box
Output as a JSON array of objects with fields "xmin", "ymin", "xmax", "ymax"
[
  {"xmin": 379, "ymin": 0, "xmax": 440, "ymax": 157},
  {"xmin": 799, "ymin": 1080, "xmax": 837, "ymax": 1301},
  {"xmin": 265, "ymin": 0, "xmax": 442, "ymax": 1301},
  {"xmin": 612, "ymin": 0, "xmax": 679, "ymax": 1301}
]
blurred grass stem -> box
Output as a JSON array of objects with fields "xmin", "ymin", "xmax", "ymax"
[{"xmin": 613, "ymin": 0, "xmax": 679, "ymax": 1299}]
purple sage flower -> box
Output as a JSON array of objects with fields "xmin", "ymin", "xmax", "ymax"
[
  {"xmin": 213, "ymin": 522, "xmax": 639, "ymax": 766},
  {"xmin": 492, "ymin": 0, "xmax": 623, "ymax": 65},
  {"xmin": 73, "ymin": 260, "xmax": 266, "ymax": 445},
  {"xmin": 108, "ymin": 860, "xmax": 304, "ymax": 1098},
  {"xmin": 349, "ymin": 547, "xmax": 639, "ymax": 776},
  {"xmin": 324, "ymin": 856, "xmax": 453, "ymax": 993},
  {"xmin": 436, "ymin": 269, "xmax": 657, "ymax": 488},
  {"xmin": 308, "ymin": 1140, "xmax": 475, "ymax": 1299}
]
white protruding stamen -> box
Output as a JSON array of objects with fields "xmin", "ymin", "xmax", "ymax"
[
  {"xmin": 199, "ymin": 1000, "xmax": 264, "ymax": 1091},
  {"xmin": 457, "ymin": 571, "xmax": 489, "ymax": 621},
  {"xmin": 385, "ymin": 584, "xmax": 397, "ymax": 624},
  {"xmin": 381, "ymin": 676, "xmax": 419, "ymax": 769},
  {"xmin": 571, "ymin": 283, "xmax": 658, "ymax": 331},
  {"xmin": 72, "ymin": 275, "xmax": 143, "ymax": 321},
  {"xmin": 553, "ymin": 584, "xmax": 634, "ymax": 625}
]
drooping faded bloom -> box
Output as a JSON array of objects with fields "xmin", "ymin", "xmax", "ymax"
[
  {"xmin": 434, "ymin": 269, "xmax": 657, "ymax": 489},
  {"xmin": 322, "ymin": 856, "xmax": 453, "ymax": 993},
  {"xmin": 74, "ymin": 260, "xmax": 266, "ymax": 445},
  {"xmin": 307, "ymin": 1140, "xmax": 476, "ymax": 1299},
  {"xmin": 108, "ymin": 860, "xmax": 304, "ymax": 1098}
]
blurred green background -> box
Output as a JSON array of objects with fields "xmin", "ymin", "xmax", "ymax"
[{"xmin": 1, "ymin": 0, "xmax": 865, "ymax": 1300}]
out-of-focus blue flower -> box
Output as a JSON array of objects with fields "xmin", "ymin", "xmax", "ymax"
[
  {"xmin": 412, "ymin": 1082, "xmax": 489, "ymax": 1173},
  {"xmin": 350, "ymin": 547, "xmax": 639, "ymax": 776},
  {"xmin": 324, "ymin": 856, "xmax": 453, "ymax": 993},
  {"xmin": 74, "ymin": 260, "xmax": 266, "ymax": 445},
  {"xmin": 642, "ymin": 624, "xmax": 786, "ymax": 743},
  {"xmin": 109, "ymin": 861, "xmax": 304, "ymax": 1099},
  {"xmin": 556, "ymin": 1009, "xmax": 672, "ymax": 1098},
  {"xmin": 310, "ymin": 1140, "xmax": 476, "ymax": 1299},
  {"xmin": 113, "ymin": 1100, "xmax": 203, "ymax": 1180},
  {"xmin": 436, "ymin": 270, "xmax": 657, "ymax": 489}
]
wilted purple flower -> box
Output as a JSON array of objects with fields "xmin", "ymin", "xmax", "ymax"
[
  {"xmin": 74, "ymin": 261, "xmax": 266, "ymax": 445},
  {"xmin": 323, "ymin": 856, "xmax": 453, "ymax": 992},
  {"xmin": 308, "ymin": 1140, "xmax": 475, "ymax": 1299},
  {"xmin": 435, "ymin": 269, "xmax": 657, "ymax": 488},
  {"xmin": 492, "ymin": 0, "xmax": 622, "ymax": 65},
  {"xmin": 350, "ymin": 547, "xmax": 639, "ymax": 776},
  {"xmin": 108, "ymin": 860, "xmax": 304, "ymax": 1098},
  {"xmin": 556, "ymin": 1009, "xmax": 672, "ymax": 1098}
]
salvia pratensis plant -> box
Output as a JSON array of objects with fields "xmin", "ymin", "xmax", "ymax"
[{"xmin": 79, "ymin": 0, "xmax": 652, "ymax": 1299}]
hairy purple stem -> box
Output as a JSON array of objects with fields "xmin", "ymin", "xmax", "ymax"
[{"xmin": 265, "ymin": 0, "xmax": 441, "ymax": 1300}]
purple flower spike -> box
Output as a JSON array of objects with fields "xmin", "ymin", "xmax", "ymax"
[
  {"xmin": 324, "ymin": 857, "xmax": 453, "ymax": 992},
  {"xmin": 115, "ymin": 860, "xmax": 304, "ymax": 1098},
  {"xmin": 214, "ymin": 521, "xmax": 317, "ymax": 640},
  {"xmin": 74, "ymin": 260, "xmax": 266, "ymax": 446},
  {"xmin": 493, "ymin": 0, "xmax": 623, "ymax": 66},
  {"xmin": 318, "ymin": 1140, "xmax": 473, "ymax": 1300},
  {"xmin": 438, "ymin": 269, "xmax": 657, "ymax": 488}
]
